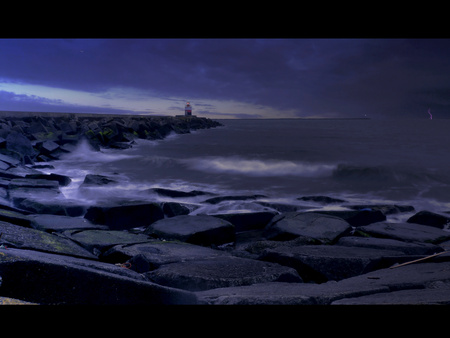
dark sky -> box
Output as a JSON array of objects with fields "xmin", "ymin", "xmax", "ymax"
[{"xmin": 0, "ymin": 38, "xmax": 449, "ymax": 119}]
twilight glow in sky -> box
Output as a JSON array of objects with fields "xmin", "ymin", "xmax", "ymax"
[{"xmin": 1, "ymin": 38, "xmax": 450, "ymax": 119}]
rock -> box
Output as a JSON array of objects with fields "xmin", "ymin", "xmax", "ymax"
[
  {"xmin": 0, "ymin": 221, "xmax": 96, "ymax": 259},
  {"xmin": 84, "ymin": 200, "xmax": 164, "ymax": 230},
  {"xmin": 6, "ymin": 131, "xmax": 37, "ymax": 159},
  {"xmin": 348, "ymin": 204, "xmax": 415, "ymax": 215},
  {"xmin": 297, "ymin": 195, "xmax": 346, "ymax": 204},
  {"xmin": 203, "ymin": 194, "xmax": 267, "ymax": 205},
  {"xmin": 161, "ymin": 202, "xmax": 192, "ymax": 217},
  {"xmin": 0, "ymin": 207, "xmax": 35, "ymax": 227},
  {"xmin": 196, "ymin": 281, "xmax": 391, "ymax": 305},
  {"xmin": 212, "ymin": 211, "xmax": 278, "ymax": 232},
  {"xmin": 334, "ymin": 261, "xmax": 450, "ymax": 298},
  {"xmin": 196, "ymin": 261, "xmax": 450, "ymax": 305},
  {"xmin": 102, "ymin": 240, "xmax": 230, "ymax": 270},
  {"xmin": 145, "ymin": 256, "xmax": 302, "ymax": 291},
  {"xmin": 25, "ymin": 173, "xmax": 72, "ymax": 186},
  {"xmin": 310, "ymin": 209, "xmax": 386, "ymax": 226},
  {"xmin": 8, "ymin": 187, "xmax": 62, "ymax": 207},
  {"xmin": 358, "ymin": 222, "xmax": 450, "ymax": 244},
  {"xmin": 30, "ymin": 214, "xmax": 108, "ymax": 233},
  {"xmin": 40, "ymin": 140, "xmax": 60, "ymax": 155},
  {"xmin": 145, "ymin": 215, "xmax": 235, "ymax": 246},
  {"xmin": 151, "ymin": 188, "xmax": 211, "ymax": 198},
  {"xmin": 336, "ymin": 236, "xmax": 444, "ymax": 255},
  {"xmin": 8, "ymin": 178, "xmax": 60, "ymax": 190},
  {"xmin": 332, "ymin": 287, "xmax": 450, "ymax": 305},
  {"xmin": 62, "ymin": 229, "xmax": 151, "ymax": 254},
  {"xmin": 263, "ymin": 212, "xmax": 351, "ymax": 243},
  {"xmin": 0, "ymin": 247, "xmax": 197, "ymax": 304},
  {"xmin": 259, "ymin": 244, "xmax": 410, "ymax": 283},
  {"xmin": 16, "ymin": 198, "xmax": 88, "ymax": 217},
  {"xmin": 0, "ymin": 153, "xmax": 21, "ymax": 167},
  {"xmin": 407, "ymin": 210, "xmax": 450, "ymax": 229},
  {"xmin": 81, "ymin": 174, "xmax": 118, "ymax": 186},
  {"xmin": 256, "ymin": 201, "xmax": 302, "ymax": 213}
]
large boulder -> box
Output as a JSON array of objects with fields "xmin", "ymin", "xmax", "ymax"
[
  {"xmin": 84, "ymin": 200, "xmax": 164, "ymax": 230},
  {"xmin": 310, "ymin": 209, "xmax": 386, "ymax": 226},
  {"xmin": 102, "ymin": 240, "xmax": 230, "ymax": 270},
  {"xmin": 407, "ymin": 210, "xmax": 450, "ymax": 229},
  {"xmin": 358, "ymin": 222, "xmax": 450, "ymax": 244},
  {"xmin": 150, "ymin": 188, "xmax": 211, "ymax": 199},
  {"xmin": 25, "ymin": 173, "xmax": 72, "ymax": 187},
  {"xmin": 30, "ymin": 214, "xmax": 108, "ymax": 233},
  {"xmin": 196, "ymin": 261, "xmax": 450, "ymax": 305},
  {"xmin": 144, "ymin": 215, "xmax": 235, "ymax": 246},
  {"xmin": 145, "ymin": 256, "xmax": 302, "ymax": 291},
  {"xmin": 264, "ymin": 212, "xmax": 352, "ymax": 243},
  {"xmin": 80, "ymin": 174, "xmax": 118, "ymax": 186},
  {"xmin": 0, "ymin": 221, "xmax": 96, "ymax": 259},
  {"xmin": 259, "ymin": 244, "xmax": 410, "ymax": 283},
  {"xmin": 5, "ymin": 131, "xmax": 37, "ymax": 159},
  {"xmin": 212, "ymin": 211, "xmax": 278, "ymax": 232},
  {"xmin": 203, "ymin": 194, "xmax": 267, "ymax": 205},
  {"xmin": 14, "ymin": 197, "xmax": 87, "ymax": 217},
  {"xmin": 297, "ymin": 195, "xmax": 346, "ymax": 204},
  {"xmin": 61, "ymin": 229, "xmax": 151, "ymax": 255},
  {"xmin": 0, "ymin": 248, "xmax": 197, "ymax": 304},
  {"xmin": 336, "ymin": 236, "xmax": 444, "ymax": 256}
]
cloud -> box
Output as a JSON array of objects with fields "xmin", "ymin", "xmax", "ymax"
[{"xmin": 1, "ymin": 39, "xmax": 450, "ymax": 118}]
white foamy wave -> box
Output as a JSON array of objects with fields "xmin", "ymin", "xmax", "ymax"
[
  {"xmin": 182, "ymin": 156, "xmax": 337, "ymax": 177},
  {"xmin": 59, "ymin": 139, "xmax": 141, "ymax": 163}
]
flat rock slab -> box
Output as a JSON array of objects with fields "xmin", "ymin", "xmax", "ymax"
[
  {"xmin": 196, "ymin": 281, "xmax": 391, "ymax": 305},
  {"xmin": 359, "ymin": 222, "xmax": 450, "ymax": 244},
  {"xmin": 102, "ymin": 240, "xmax": 229, "ymax": 269},
  {"xmin": 62, "ymin": 229, "xmax": 151, "ymax": 254},
  {"xmin": 310, "ymin": 209, "xmax": 386, "ymax": 226},
  {"xmin": 30, "ymin": 214, "xmax": 108, "ymax": 232},
  {"xmin": 145, "ymin": 256, "xmax": 302, "ymax": 291},
  {"xmin": 84, "ymin": 201, "xmax": 164, "ymax": 230},
  {"xmin": 8, "ymin": 178, "xmax": 60, "ymax": 189},
  {"xmin": 0, "ymin": 221, "xmax": 96, "ymax": 259},
  {"xmin": 264, "ymin": 212, "xmax": 351, "ymax": 243},
  {"xmin": 145, "ymin": 215, "xmax": 235, "ymax": 246},
  {"xmin": 197, "ymin": 261, "xmax": 450, "ymax": 305},
  {"xmin": 212, "ymin": 211, "xmax": 278, "ymax": 232},
  {"xmin": 16, "ymin": 198, "xmax": 88, "ymax": 217},
  {"xmin": 259, "ymin": 244, "xmax": 410, "ymax": 282},
  {"xmin": 0, "ymin": 247, "xmax": 196, "ymax": 304},
  {"xmin": 336, "ymin": 236, "xmax": 444, "ymax": 255},
  {"xmin": 332, "ymin": 287, "xmax": 450, "ymax": 305}
]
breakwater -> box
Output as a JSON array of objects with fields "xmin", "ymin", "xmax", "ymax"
[{"xmin": 0, "ymin": 112, "xmax": 222, "ymax": 164}]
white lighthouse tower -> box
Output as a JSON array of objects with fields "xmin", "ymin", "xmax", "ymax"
[{"xmin": 185, "ymin": 102, "xmax": 192, "ymax": 116}]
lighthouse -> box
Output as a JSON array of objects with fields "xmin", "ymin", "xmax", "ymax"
[{"xmin": 185, "ymin": 102, "xmax": 192, "ymax": 116}]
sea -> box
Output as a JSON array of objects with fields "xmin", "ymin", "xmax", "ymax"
[{"xmin": 44, "ymin": 118, "xmax": 450, "ymax": 222}]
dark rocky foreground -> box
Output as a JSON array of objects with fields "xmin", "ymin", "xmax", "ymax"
[{"xmin": 0, "ymin": 113, "xmax": 450, "ymax": 305}]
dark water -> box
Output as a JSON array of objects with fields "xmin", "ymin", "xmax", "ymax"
[{"xmin": 46, "ymin": 118, "xmax": 450, "ymax": 219}]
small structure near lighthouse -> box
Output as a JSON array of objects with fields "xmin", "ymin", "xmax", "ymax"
[{"xmin": 185, "ymin": 102, "xmax": 192, "ymax": 116}]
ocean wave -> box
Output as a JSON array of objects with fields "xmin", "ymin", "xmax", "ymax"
[
  {"xmin": 182, "ymin": 156, "xmax": 337, "ymax": 177},
  {"xmin": 59, "ymin": 139, "xmax": 141, "ymax": 163},
  {"xmin": 332, "ymin": 163, "xmax": 449, "ymax": 185}
]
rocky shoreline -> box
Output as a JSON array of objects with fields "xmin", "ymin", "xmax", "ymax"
[{"xmin": 0, "ymin": 113, "xmax": 449, "ymax": 305}]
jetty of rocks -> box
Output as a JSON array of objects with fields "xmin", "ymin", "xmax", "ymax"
[{"xmin": 0, "ymin": 112, "xmax": 449, "ymax": 305}]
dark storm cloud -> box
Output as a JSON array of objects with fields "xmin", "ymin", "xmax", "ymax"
[{"xmin": 1, "ymin": 38, "xmax": 450, "ymax": 118}]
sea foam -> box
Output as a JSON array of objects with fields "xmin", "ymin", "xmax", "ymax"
[{"xmin": 182, "ymin": 156, "xmax": 337, "ymax": 177}]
